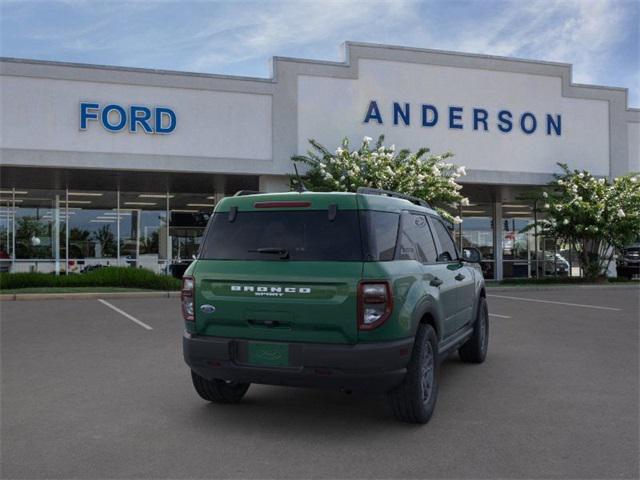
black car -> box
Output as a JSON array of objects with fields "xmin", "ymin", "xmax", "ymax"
[{"xmin": 617, "ymin": 243, "xmax": 640, "ymax": 280}]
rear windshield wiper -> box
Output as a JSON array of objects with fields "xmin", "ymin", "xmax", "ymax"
[{"xmin": 248, "ymin": 247, "xmax": 290, "ymax": 259}]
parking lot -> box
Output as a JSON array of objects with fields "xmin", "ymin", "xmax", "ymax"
[{"xmin": 1, "ymin": 286, "xmax": 638, "ymax": 479}]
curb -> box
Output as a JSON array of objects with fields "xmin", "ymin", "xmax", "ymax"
[
  {"xmin": 487, "ymin": 283, "xmax": 639, "ymax": 292},
  {"xmin": 0, "ymin": 291, "xmax": 181, "ymax": 301}
]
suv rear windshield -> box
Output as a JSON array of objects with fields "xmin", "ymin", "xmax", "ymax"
[
  {"xmin": 200, "ymin": 209, "xmax": 402, "ymax": 262},
  {"xmin": 200, "ymin": 210, "xmax": 363, "ymax": 261}
]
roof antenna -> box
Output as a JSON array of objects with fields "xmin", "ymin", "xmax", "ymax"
[{"xmin": 293, "ymin": 164, "xmax": 308, "ymax": 193}]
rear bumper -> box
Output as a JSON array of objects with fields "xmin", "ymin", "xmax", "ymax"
[{"xmin": 183, "ymin": 333, "xmax": 413, "ymax": 393}]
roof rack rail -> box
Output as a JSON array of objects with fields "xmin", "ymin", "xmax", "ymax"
[
  {"xmin": 356, "ymin": 187, "xmax": 431, "ymax": 208},
  {"xmin": 233, "ymin": 190, "xmax": 264, "ymax": 196}
]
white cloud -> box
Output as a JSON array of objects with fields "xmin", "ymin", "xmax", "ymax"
[
  {"xmin": 184, "ymin": 0, "xmax": 418, "ymax": 72},
  {"xmin": 429, "ymin": 0, "xmax": 631, "ymax": 86}
]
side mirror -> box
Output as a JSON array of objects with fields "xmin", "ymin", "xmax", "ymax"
[{"xmin": 463, "ymin": 247, "xmax": 482, "ymax": 263}]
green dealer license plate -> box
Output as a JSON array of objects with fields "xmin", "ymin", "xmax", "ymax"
[{"xmin": 248, "ymin": 342, "xmax": 289, "ymax": 367}]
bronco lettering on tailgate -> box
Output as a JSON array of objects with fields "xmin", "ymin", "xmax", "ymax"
[{"xmin": 230, "ymin": 285, "xmax": 311, "ymax": 297}]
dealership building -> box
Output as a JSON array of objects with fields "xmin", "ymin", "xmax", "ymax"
[{"xmin": 1, "ymin": 42, "xmax": 638, "ymax": 280}]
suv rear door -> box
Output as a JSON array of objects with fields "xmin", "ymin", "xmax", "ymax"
[
  {"xmin": 398, "ymin": 212, "xmax": 459, "ymax": 339},
  {"xmin": 428, "ymin": 217, "xmax": 475, "ymax": 335}
]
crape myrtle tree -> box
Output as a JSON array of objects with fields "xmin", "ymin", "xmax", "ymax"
[
  {"xmin": 535, "ymin": 163, "xmax": 640, "ymax": 280},
  {"xmin": 291, "ymin": 135, "xmax": 469, "ymax": 223}
]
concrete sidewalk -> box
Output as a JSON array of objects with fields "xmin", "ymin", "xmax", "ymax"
[{"xmin": 0, "ymin": 290, "xmax": 180, "ymax": 301}]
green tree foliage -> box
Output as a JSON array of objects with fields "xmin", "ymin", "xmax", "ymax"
[
  {"xmin": 291, "ymin": 135, "xmax": 469, "ymax": 223},
  {"xmin": 536, "ymin": 163, "xmax": 640, "ymax": 280}
]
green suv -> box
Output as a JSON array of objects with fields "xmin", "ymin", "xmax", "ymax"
[{"xmin": 182, "ymin": 188, "xmax": 488, "ymax": 423}]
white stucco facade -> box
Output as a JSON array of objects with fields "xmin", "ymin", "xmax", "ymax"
[
  {"xmin": 298, "ymin": 59, "xmax": 611, "ymax": 177},
  {"xmin": 1, "ymin": 41, "xmax": 638, "ymax": 184},
  {"xmin": 0, "ymin": 42, "xmax": 637, "ymax": 279}
]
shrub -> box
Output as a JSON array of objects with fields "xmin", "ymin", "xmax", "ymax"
[{"xmin": 0, "ymin": 267, "xmax": 181, "ymax": 291}]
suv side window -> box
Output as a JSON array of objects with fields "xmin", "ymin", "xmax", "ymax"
[
  {"xmin": 430, "ymin": 218, "xmax": 458, "ymax": 262},
  {"xmin": 398, "ymin": 213, "xmax": 438, "ymax": 263}
]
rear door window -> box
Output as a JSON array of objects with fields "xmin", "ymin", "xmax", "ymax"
[
  {"xmin": 200, "ymin": 210, "xmax": 362, "ymax": 261},
  {"xmin": 398, "ymin": 213, "xmax": 438, "ymax": 263},
  {"xmin": 430, "ymin": 218, "xmax": 459, "ymax": 262}
]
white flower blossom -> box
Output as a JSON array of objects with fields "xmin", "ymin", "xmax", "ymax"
[
  {"xmin": 460, "ymin": 197, "xmax": 470, "ymax": 206},
  {"xmin": 363, "ymin": 136, "xmax": 372, "ymax": 143},
  {"xmin": 390, "ymin": 144, "xmax": 395, "ymax": 152},
  {"xmin": 557, "ymin": 179, "xmax": 564, "ymax": 185},
  {"xmin": 618, "ymin": 208, "xmax": 625, "ymax": 218},
  {"xmin": 335, "ymin": 147, "xmax": 343, "ymax": 155},
  {"xmin": 544, "ymin": 203, "xmax": 550, "ymax": 209},
  {"xmin": 456, "ymin": 166, "xmax": 467, "ymax": 176},
  {"xmin": 453, "ymin": 216, "xmax": 463, "ymax": 224},
  {"xmin": 542, "ymin": 191, "xmax": 548, "ymax": 198},
  {"xmin": 563, "ymin": 219, "xmax": 569, "ymax": 225}
]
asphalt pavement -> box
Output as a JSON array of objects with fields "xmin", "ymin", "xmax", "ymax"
[{"xmin": 1, "ymin": 286, "xmax": 638, "ymax": 479}]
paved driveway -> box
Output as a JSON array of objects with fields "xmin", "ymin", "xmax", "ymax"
[{"xmin": 1, "ymin": 286, "xmax": 638, "ymax": 479}]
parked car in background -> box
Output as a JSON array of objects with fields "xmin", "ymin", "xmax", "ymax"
[
  {"xmin": 535, "ymin": 251, "xmax": 569, "ymax": 276},
  {"xmin": 617, "ymin": 242, "xmax": 640, "ymax": 280},
  {"xmin": 0, "ymin": 249, "xmax": 10, "ymax": 273}
]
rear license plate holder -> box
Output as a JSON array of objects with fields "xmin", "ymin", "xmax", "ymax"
[{"xmin": 247, "ymin": 342, "xmax": 289, "ymax": 367}]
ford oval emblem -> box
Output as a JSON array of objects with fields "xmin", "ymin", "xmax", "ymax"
[{"xmin": 200, "ymin": 304, "xmax": 216, "ymax": 314}]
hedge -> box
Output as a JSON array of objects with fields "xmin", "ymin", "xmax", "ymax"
[{"xmin": 0, "ymin": 267, "xmax": 181, "ymax": 291}]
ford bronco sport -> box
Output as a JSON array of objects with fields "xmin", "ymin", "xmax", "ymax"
[{"xmin": 182, "ymin": 188, "xmax": 488, "ymax": 423}]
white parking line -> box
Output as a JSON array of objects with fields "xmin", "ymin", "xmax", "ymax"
[
  {"xmin": 489, "ymin": 313, "xmax": 511, "ymax": 319},
  {"xmin": 97, "ymin": 299, "xmax": 153, "ymax": 330},
  {"xmin": 487, "ymin": 294, "xmax": 621, "ymax": 311}
]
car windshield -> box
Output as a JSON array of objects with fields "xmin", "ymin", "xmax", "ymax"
[{"xmin": 199, "ymin": 210, "xmax": 363, "ymax": 261}]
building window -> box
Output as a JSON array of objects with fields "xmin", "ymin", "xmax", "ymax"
[
  {"xmin": 460, "ymin": 203, "xmax": 495, "ymax": 280},
  {"xmin": 501, "ymin": 203, "xmax": 535, "ymax": 278},
  {"xmin": 65, "ymin": 190, "xmax": 118, "ymax": 272}
]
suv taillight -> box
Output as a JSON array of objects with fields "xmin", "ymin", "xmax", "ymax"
[
  {"xmin": 358, "ymin": 281, "xmax": 393, "ymax": 330},
  {"xmin": 181, "ymin": 276, "xmax": 195, "ymax": 322}
]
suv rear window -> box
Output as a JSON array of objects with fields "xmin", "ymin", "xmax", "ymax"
[{"xmin": 200, "ymin": 210, "xmax": 363, "ymax": 261}]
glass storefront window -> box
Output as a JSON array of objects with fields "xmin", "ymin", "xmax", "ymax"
[
  {"xmin": 0, "ymin": 193, "xmax": 15, "ymax": 272},
  {"xmin": 170, "ymin": 193, "xmax": 215, "ymax": 259},
  {"xmin": 119, "ymin": 192, "xmax": 170, "ymax": 273},
  {"xmin": 168, "ymin": 193, "xmax": 216, "ymax": 277},
  {"xmin": 502, "ymin": 203, "xmax": 535, "ymax": 278},
  {"xmin": 0, "ymin": 187, "xmax": 235, "ymax": 276},
  {"xmin": 13, "ymin": 189, "xmax": 66, "ymax": 272},
  {"xmin": 460, "ymin": 203, "xmax": 495, "ymax": 280},
  {"xmin": 65, "ymin": 190, "xmax": 118, "ymax": 273}
]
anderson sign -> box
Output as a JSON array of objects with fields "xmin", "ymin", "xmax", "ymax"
[{"xmin": 363, "ymin": 100, "xmax": 562, "ymax": 136}]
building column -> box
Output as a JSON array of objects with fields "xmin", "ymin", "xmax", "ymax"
[
  {"xmin": 259, "ymin": 175, "xmax": 290, "ymax": 193},
  {"xmin": 53, "ymin": 194, "xmax": 60, "ymax": 275},
  {"xmin": 494, "ymin": 200, "xmax": 503, "ymax": 281}
]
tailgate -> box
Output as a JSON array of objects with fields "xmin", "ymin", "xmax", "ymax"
[{"xmin": 194, "ymin": 260, "xmax": 362, "ymax": 344}]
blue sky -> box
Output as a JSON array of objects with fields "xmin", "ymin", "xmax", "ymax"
[{"xmin": 1, "ymin": 0, "xmax": 638, "ymax": 106}]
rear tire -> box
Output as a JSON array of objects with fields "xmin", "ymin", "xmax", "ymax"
[
  {"xmin": 387, "ymin": 324, "xmax": 439, "ymax": 424},
  {"xmin": 191, "ymin": 371, "xmax": 250, "ymax": 404},
  {"xmin": 459, "ymin": 297, "xmax": 489, "ymax": 364}
]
